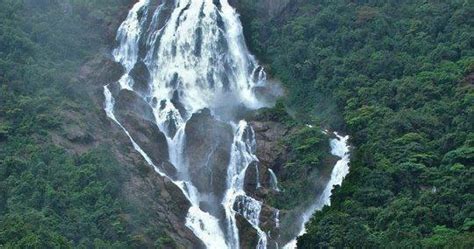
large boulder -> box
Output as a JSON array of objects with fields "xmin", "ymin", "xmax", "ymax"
[
  {"xmin": 251, "ymin": 121, "xmax": 289, "ymax": 170},
  {"xmin": 244, "ymin": 120, "xmax": 290, "ymax": 194},
  {"xmin": 129, "ymin": 60, "xmax": 151, "ymax": 95},
  {"xmin": 114, "ymin": 90, "xmax": 174, "ymax": 177},
  {"xmin": 183, "ymin": 109, "xmax": 233, "ymax": 204}
]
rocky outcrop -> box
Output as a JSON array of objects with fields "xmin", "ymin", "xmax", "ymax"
[
  {"xmin": 251, "ymin": 120, "xmax": 289, "ymax": 172},
  {"xmin": 113, "ymin": 130, "xmax": 204, "ymax": 249},
  {"xmin": 130, "ymin": 61, "xmax": 151, "ymax": 95},
  {"xmin": 243, "ymin": 120, "xmax": 290, "ymax": 195},
  {"xmin": 114, "ymin": 89, "xmax": 155, "ymax": 121},
  {"xmin": 114, "ymin": 89, "xmax": 172, "ymax": 173},
  {"xmin": 236, "ymin": 214, "xmax": 259, "ymax": 249},
  {"xmin": 184, "ymin": 109, "xmax": 234, "ymax": 207}
]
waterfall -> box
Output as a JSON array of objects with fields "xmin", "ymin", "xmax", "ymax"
[
  {"xmin": 268, "ymin": 168, "xmax": 280, "ymax": 192},
  {"xmin": 283, "ymin": 133, "xmax": 350, "ymax": 249},
  {"xmin": 104, "ymin": 1, "xmax": 350, "ymax": 248},
  {"xmin": 104, "ymin": 0, "xmax": 271, "ymax": 248},
  {"xmin": 255, "ymin": 163, "xmax": 262, "ymax": 189}
]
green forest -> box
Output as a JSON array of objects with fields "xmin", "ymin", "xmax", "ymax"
[
  {"xmin": 0, "ymin": 0, "xmax": 177, "ymax": 248},
  {"xmin": 0, "ymin": 0, "xmax": 473, "ymax": 248},
  {"xmin": 239, "ymin": 0, "xmax": 473, "ymax": 248}
]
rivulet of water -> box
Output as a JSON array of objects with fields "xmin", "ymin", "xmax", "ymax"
[{"xmin": 283, "ymin": 133, "xmax": 350, "ymax": 249}]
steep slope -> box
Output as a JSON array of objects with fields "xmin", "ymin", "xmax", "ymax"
[{"xmin": 0, "ymin": 1, "xmax": 201, "ymax": 247}]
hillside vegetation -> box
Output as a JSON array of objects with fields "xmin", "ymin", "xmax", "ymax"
[
  {"xmin": 239, "ymin": 0, "xmax": 474, "ymax": 247},
  {"xmin": 0, "ymin": 1, "xmax": 180, "ymax": 248}
]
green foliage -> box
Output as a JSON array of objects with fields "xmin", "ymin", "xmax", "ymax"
[
  {"xmin": 0, "ymin": 0, "xmax": 173, "ymax": 247},
  {"xmin": 154, "ymin": 235, "xmax": 176, "ymax": 248},
  {"xmin": 253, "ymin": 99, "xmax": 297, "ymax": 126},
  {"xmin": 240, "ymin": 0, "xmax": 474, "ymax": 247},
  {"xmin": 271, "ymin": 125, "xmax": 330, "ymax": 210}
]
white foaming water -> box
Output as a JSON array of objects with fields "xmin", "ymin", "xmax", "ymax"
[
  {"xmin": 283, "ymin": 133, "xmax": 350, "ymax": 249},
  {"xmin": 105, "ymin": 1, "xmax": 349, "ymax": 248},
  {"xmin": 255, "ymin": 163, "xmax": 262, "ymax": 189},
  {"xmin": 104, "ymin": 1, "xmax": 270, "ymax": 248},
  {"xmin": 275, "ymin": 210, "xmax": 280, "ymax": 228},
  {"xmin": 223, "ymin": 121, "xmax": 268, "ymax": 248},
  {"xmin": 268, "ymin": 168, "xmax": 281, "ymax": 192}
]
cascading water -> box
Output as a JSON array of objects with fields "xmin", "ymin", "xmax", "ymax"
[
  {"xmin": 104, "ymin": 0, "xmax": 271, "ymax": 248},
  {"xmin": 104, "ymin": 1, "xmax": 350, "ymax": 248},
  {"xmin": 283, "ymin": 133, "xmax": 350, "ymax": 249},
  {"xmin": 268, "ymin": 169, "xmax": 280, "ymax": 192}
]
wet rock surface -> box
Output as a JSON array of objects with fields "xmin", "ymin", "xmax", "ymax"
[
  {"xmin": 130, "ymin": 61, "xmax": 151, "ymax": 95},
  {"xmin": 114, "ymin": 90, "xmax": 171, "ymax": 172},
  {"xmin": 236, "ymin": 214, "xmax": 259, "ymax": 249},
  {"xmin": 184, "ymin": 109, "xmax": 234, "ymax": 200},
  {"xmin": 115, "ymin": 89, "xmax": 156, "ymax": 123},
  {"xmin": 251, "ymin": 120, "xmax": 289, "ymax": 171},
  {"xmin": 244, "ymin": 120, "xmax": 290, "ymax": 195}
]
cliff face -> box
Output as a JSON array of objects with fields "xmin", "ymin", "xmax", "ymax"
[
  {"xmin": 61, "ymin": 3, "xmax": 204, "ymax": 248},
  {"xmin": 78, "ymin": 56, "xmax": 204, "ymax": 249},
  {"xmin": 74, "ymin": 1, "xmax": 330, "ymax": 248},
  {"xmin": 230, "ymin": 109, "xmax": 337, "ymax": 248}
]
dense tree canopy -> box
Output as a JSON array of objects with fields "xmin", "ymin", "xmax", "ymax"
[
  {"xmin": 239, "ymin": 0, "xmax": 473, "ymax": 247},
  {"xmin": 0, "ymin": 1, "xmax": 176, "ymax": 248},
  {"xmin": 1, "ymin": 0, "xmax": 472, "ymax": 248}
]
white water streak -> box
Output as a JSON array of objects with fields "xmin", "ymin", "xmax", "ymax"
[
  {"xmin": 104, "ymin": 0, "xmax": 270, "ymax": 248},
  {"xmin": 268, "ymin": 168, "xmax": 280, "ymax": 192},
  {"xmin": 283, "ymin": 133, "xmax": 350, "ymax": 249}
]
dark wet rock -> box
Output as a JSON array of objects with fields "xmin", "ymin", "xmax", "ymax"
[
  {"xmin": 184, "ymin": 109, "xmax": 233, "ymax": 201},
  {"xmin": 163, "ymin": 177, "xmax": 192, "ymax": 218},
  {"xmin": 107, "ymin": 81, "xmax": 121, "ymax": 97},
  {"xmin": 251, "ymin": 121, "xmax": 289, "ymax": 169},
  {"xmin": 123, "ymin": 154, "xmax": 203, "ymax": 249},
  {"xmin": 260, "ymin": 204, "xmax": 281, "ymax": 249},
  {"xmin": 164, "ymin": 116, "xmax": 179, "ymax": 138},
  {"xmin": 259, "ymin": 204, "xmax": 279, "ymax": 234},
  {"xmin": 114, "ymin": 89, "xmax": 170, "ymax": 171},
  {"xmin": 244, "ymin": 120, "xmax": 290, "ymax": 193},
  {"xmin": 160, "ymin": 161, "xmax": 178, "ymax": 180},
  {"xmin": 117, "ymin": 112, "xmax": 170, "ymax": 169},
  {"xmin": 80, "ymin": 57, "xmax": 124, "ymax": 86},
  {"xmin": 236, "ymin": 213, "xmax": 259, "ymax": 249},
  {"xmin": 244, "ymin": 162, "xmax": 260, "ymax": 191},
  {"xmin": 115, "ymin": 89, "xmax": 155, "ymax": 123},
  {"xmin": 171, "ymin": 90, "xmax": 188, "ymax": 118},
  {"xmin": 130, "ymin": 60, "xmax": 151, "ymax": 94}
]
